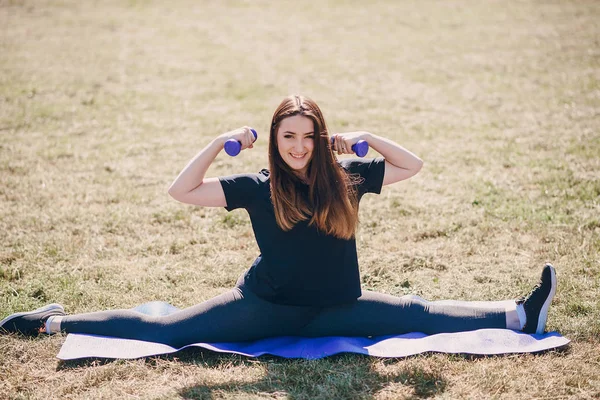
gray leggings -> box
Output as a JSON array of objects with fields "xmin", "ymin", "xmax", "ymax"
[{"xmin": 61, "ymin": 282, "xmax": 507, "ymax": 348}]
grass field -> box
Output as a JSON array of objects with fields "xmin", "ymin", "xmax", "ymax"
[{"xmin": 1, "ymin": 0, "xmax": 599, "ymax": 398}]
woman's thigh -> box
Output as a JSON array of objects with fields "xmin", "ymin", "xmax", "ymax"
[
  {"xmin": 165, "ymin": 286, "xmax": 320, "ymax": 344},
  {"xmin": 298, "ymin": 291, "xmax": 506, "ymax": 337}
]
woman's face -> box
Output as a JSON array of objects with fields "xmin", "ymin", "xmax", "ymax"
[{"xmin": 276, "ymin": 114, "xmax": 315, "ymax": 177}]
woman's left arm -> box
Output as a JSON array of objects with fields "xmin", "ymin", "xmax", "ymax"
[{"xmin": 333, "ymin": 132, "xmax": 424, "ymax": 186}]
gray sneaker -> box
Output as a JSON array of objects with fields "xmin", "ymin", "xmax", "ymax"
[{"xmin": 0, "ymin": 304, "xmax": 65, "ymax": 336}]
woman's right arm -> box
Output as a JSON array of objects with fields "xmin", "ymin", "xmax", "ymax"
[{"xmin": 167, "ymin": 127, "xmax": 255, "ymax": 207}]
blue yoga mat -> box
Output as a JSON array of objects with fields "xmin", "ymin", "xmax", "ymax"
[{"xmin": 57, "ymin": 301, "xmax": 570, "ymax": 360}]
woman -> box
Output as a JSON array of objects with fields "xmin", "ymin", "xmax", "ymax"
[{"xmin": 1, "ymin": 95, "xmax": 556, "ymax": 347}]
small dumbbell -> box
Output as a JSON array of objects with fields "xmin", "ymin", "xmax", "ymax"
[
  {"xmin": 224, "ymin": 128, "xmax": 258, "ymax": 156},
  {"xmin": 330, "ymin": 137, "xmax": 369, "ymax": 157}
]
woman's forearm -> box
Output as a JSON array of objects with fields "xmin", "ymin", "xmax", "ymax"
[
  {"xmin": 334, "ymin": 131, "xmax": 423, "ymax": 185},
  {"xmin": 168, "ymin": 137, "xmax": 226, "ymax": 196},
  {"xmin": 363, "ymin": 132, "xmax": 423, "ymax": 171},
  {"xmin": 168, "ymin": 126, "xmax": 255, "ymax": 197}
]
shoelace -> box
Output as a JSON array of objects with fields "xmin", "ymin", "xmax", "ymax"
[{"xmin": 517, "ymin": 281, "xmax": 542, "ymax": 304}]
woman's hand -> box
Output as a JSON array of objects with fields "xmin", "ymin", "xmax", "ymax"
[
  {"xmin": 218, "ymin": 126, "xmax": 256, "ymax": 152},
  {"xmin": 331, "ymin": 131, "xmax": 371, "ymax": 155}
]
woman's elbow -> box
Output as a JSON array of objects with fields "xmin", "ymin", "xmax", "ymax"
[
  {"xmin": 410, "ymin": 159, "xmax": 424, "ymax": 177},
  {"xmin": 167, "ymin": 185, "xmax": 184, "ymax": 201}
]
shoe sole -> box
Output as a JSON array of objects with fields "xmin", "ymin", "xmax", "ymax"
[
  {"xmin": 536, "ymin": 264, "xmax": 557, "ymax": 334},
  {"xmin": 0, "ymin": 303, "xmax": 65, "ymax": 332}
]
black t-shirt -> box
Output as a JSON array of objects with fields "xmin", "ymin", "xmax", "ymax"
[{"xmin": 219, "ymin": 157, "xmax": 386, "ymax": 306}]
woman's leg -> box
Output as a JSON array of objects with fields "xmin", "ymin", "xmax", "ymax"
[
  {"xmin": 299, "ymin": 292, "xmax": 507, "ymax": 337},
  {"xmin": 300, "ymin": 264, "xmax": 556, "ymax": 337},
  {"xmin": 59, "ymin": 286, "xmax": 319, "ymax": 348}
]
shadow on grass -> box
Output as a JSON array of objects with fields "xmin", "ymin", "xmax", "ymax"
[
  {"xmin": 57, "ymin": 348, "xmax": 447, "ymax": 398},
  {"xmin": 173, "ymin": 351, "xmax": 446, "ymax": 399},
  {"xmin": 55, "ymin": 346, "xmax": 570, "ymax": 399}
]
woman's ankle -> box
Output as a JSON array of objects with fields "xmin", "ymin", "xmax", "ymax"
[
  {"xmin": 505, "ymin": 301, "xmax": 525, "ymax": 330},
  {"xmin": 45, "ymin": 315, "xmax": 63, "ymax": 334}
]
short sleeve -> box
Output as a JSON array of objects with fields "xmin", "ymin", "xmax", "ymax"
[
  {"xmin": 341, "ymin": 157, "xmax": 386, "ymax": 197},
  {"xmin": 218, "ymin": 173, "xmax": 264, "ymax": 212}
]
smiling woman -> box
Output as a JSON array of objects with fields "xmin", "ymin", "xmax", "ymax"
[{"xmin": 1, "ymin": 95, "xmax": 556, "ymax": 349}]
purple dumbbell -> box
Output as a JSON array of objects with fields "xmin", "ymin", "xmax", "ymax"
[
  {"xmin": 330, "ymin": 137, "xmax": 369, "ymax": 157},
  {"xmin": 224, "ymin": 128, "xmax": 258, "ymax": 156}
]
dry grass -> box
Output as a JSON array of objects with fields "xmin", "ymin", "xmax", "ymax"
[{"xmin": 1, "ymin": 0, "xmax": 599, "ymax": 398}]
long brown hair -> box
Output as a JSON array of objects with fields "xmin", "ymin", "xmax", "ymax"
[{"xmin": 269, "ymin": 95, "xmax": 359, "ymax": 240}]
